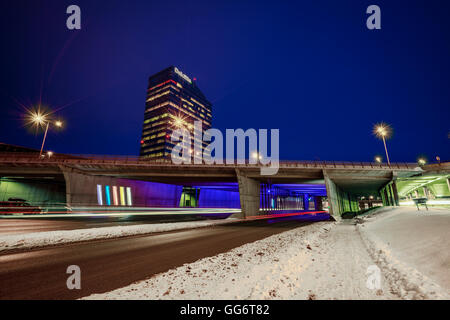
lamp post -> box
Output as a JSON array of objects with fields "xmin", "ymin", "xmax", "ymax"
[
  {"xmin": 27, "ymin": 110, "xmax": 63, "ymax": 157},
  {"xmin": 374, "ymin": 124, "xmax": 391, "ymax": 166},
  {"xmin": 39, "ymin": 120, "xmax": 62, "ymax": 157}
]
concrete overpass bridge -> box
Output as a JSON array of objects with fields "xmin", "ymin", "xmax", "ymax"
[{"xmin": 0, "ymin": 152, "xmax": 435, "ymax": 218}]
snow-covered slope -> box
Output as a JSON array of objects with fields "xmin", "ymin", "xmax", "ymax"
[{"xmin": 83, "ymin": 207, "xmax": 449, "ymax": 300}]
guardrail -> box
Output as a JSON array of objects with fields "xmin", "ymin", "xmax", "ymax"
[{"xmin": 0, "ymin": 152, "xmax": 420, "ymax": 170}]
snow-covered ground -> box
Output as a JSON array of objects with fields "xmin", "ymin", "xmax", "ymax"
[
  {"xmin": 84, "ymin": 207, "xmax": 450, "ymax": 300},
  {"xmin": 0, "ymin": 218, "xmax": 238, "ymax": 253},
  {"xmin": 357, "ymin": 207, "xmax": 450, "ymax": 299}
]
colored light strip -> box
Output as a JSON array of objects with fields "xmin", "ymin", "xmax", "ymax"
[
  {"xmin": 96, "ymin": 185, "xmax": 103, "ymax": 206},
  {"xmin": 112, "ymin": 186, "xmax": 119, "ymax": 206},
  {"xmin": 148, "ymin": 79, "xmax": 178, "ymax": 91},
  {"xmin": 119, "ymin": 186, "xmax": 126, "ymax": 206},
  {"xmin": 105, "ymin": 185, "xmax": 111, "ymax": 206},
  {"xmin": 247, "ymin": 211, "xmax": 327, "ymax": 220},
  {"xmin": 126, "ymin": 187, "xmax": 132, "ymax": 206}
]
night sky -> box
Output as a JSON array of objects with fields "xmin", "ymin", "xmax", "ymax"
[{"xmin": 0, "ymin": 0, "xmax": 449, "ymax": 162}]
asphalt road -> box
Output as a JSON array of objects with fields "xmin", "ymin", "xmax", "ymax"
[{"xmin": 0, "ymin": 218, "xmax": 317, "ymax": 299}]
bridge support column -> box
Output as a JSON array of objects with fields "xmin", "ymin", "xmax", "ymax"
[
  {"xmin": 61, "ymin": 168, "xmax": 73, "ymax": 207},
  {"xmin": 236, "ymin": 169, "xmax": 260, "ymax": 219},
  {"xmin": 379, "ymin": 179, "xmax": 400, "ymax": 207},
  {"xmin": 314, "ymin": 196, "xmax": 323, "ymax": 211},
  {"xmin": 60, "ymin": 166, "xmax": 106, "ymax": 206},
  {"xmin": 303, "ymin": 194, "xmax": 309, "ymax": 211},
  {"xmin": 323, "ymin": 170, "xmax": 360, "ymax": 216},
  {"xmin": 392, "ymin": 181, "xmax": 399, "ymax": 205},
  {"xmin": 323, "ymin": 170, "xmax": 341, "ymax": 216}
]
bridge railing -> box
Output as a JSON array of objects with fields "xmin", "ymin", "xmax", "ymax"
[{"xmin": 0, "ymin": 152, "xmax": 418, "ymax": 170}]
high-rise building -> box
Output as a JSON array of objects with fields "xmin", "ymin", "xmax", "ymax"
[{"xmin": 140, "ymin": 66, "xmax": 212, "ymax": 160}]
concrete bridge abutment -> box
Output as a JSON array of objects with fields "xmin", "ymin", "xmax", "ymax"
[{"xmin": 235, "ymin": 169, "xmax": 260, "ymax": 219}]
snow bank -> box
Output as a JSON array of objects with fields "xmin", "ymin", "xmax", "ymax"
[
  {"xmin": 84, "ymin": 219, "xmax": 401, "ymax": 300},
  {"xmin": 82, "ymin": 221, "xmax": 334, "ymax": 300},
  {"xmin": 0, "ymin": 219, "xmax": 238, "ymax": 253},
  {"xmin": 357, "ymin": 208, "xmax": 450, "ymax": 299},
  {"xmin": 83, "ymin": 207, "xmax": 449, "ymax": 300}
]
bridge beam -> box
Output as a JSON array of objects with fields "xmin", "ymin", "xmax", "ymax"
[{"xmin": 236, "ymin": 169, "xmax": 260, "ymax": 219}]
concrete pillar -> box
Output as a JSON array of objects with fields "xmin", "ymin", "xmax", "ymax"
[
  {"xmin": 384, "ymin": 188, "xmax": 390, "ymax": 206},
  {"xmin": 303, "ymin": 194, "xmax": 309, "ymax": 211},
  {"xmin": 60, "ymin": 168, "xmax": 73, "ymax": 207},
  {"xmin": 391, "ymin": 181, "xmax": 399, "ymax": 206},
  {"xmin": 59, "ymin": 166, "xmax": 101, "ymax": 206},
  {"xmin": 423, "ymin": 187, "xmax": 428, "ymax": 199},
  {"xmin": 314, "ymin": 196, "xmax": 323, "ymax": 210},
  {"xmin": 236, "ymin": 169, "xmax": 260, "ymax": 219},
  {"xmin": 323, "ymin": 170, "xmax": 341, "ymax": 216}
]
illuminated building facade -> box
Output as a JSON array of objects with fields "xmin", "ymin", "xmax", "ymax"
[{"xmin": 140, "ymin": 66, "xmax": 212, "ymax": 160}]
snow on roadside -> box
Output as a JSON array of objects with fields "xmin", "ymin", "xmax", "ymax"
[
  {"xmin": 357, "ymin": 209, "xmax": 449, "ymax": 300},
  {"xmin": 0, "ymin": 219, "xmax": 238, "ymax": 253},
  {"xmin": 82, "ymin": 221, "xmax": 333, "ymax": 300},
  {"xmin": 84, "ymin": 219, "xmax": 400, "ymax": 300},
  {"xmin": 84, "ymin": 207, "xmax": 449, "ymax": 300}
]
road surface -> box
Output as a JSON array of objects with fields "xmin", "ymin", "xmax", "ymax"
[
  {"xmin": 0, "ymin": 209, "xmax": 238, "ymax": 235},
  {"xmin": 0, "ymin": 218, "xmax": 317, "ymax": 299}
]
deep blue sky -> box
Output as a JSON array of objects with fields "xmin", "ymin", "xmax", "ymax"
[{"xmin": 0, "ymin": 0, "xmax": 449, "ymax": 161}]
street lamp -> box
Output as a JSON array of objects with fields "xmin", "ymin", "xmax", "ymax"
[
  {"xmin": 373, "ymin": 123, "xmax": 392, "ymax": 166},
  {"xmin": 418, "ymin": 158, "xmax": 426, "ymax": 166},
  {"xmin": 251, "ymin": 151, "xmax": 263, "ymax": 162},
  {"xmin": 374, "ymin": 155, "xmax": 382, "ymax": 163},
  {"xmin": 26, "ymin": 109, "xmax": 63, "ymax": 157},
  {"xmin": 38, "ymin": 119, "xmax": 63, "ymax": 158}
]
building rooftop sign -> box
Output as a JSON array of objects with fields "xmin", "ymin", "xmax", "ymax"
[{"xmin": 174, "ymin": 67, "xmax": 192, "ymax": 84}]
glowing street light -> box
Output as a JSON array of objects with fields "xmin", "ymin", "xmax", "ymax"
[
  {"xmin": 374, "ymin": 156, "xmax": 382, "ymax": 163},
  {"xmin": 251, "ymin": 151, "xmax": 263, "ymax": 162},
  {"xmin": 373, "ymin": 123, "xmax": 392, "ymax": 166},
  {"xmin": 418, "ymin": 158, "xmax": 426, "ymax": 166},
  {"xmin": 26, "ymin": 108, "xmax": 64, "ymax": 158}
]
